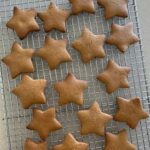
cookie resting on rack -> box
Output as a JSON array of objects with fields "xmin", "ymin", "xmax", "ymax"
[
  {"xmin": 38, "ymin": 3, "xmax": 70, "ymax": 32},
  {"xmin": 97, "ymin": 60, "xmax": 130, "ymax": 94},
  {"xmin": 77, "ymin": 101, "xmax": 112, "ymax": 136},
  {"xmin": 69, "ymin": 0, "xmax": 95, "ymax": 15},
  {"xmin": 104, "ymin": 130, "xmax": 136, "ymax": 150},
  {"xmin": 106, "ymin": 22, "xmax": 139, "ymax": 53},
  {"xmin": 27, "ymin": 108, "xmax": 62, "ymax": 140},
  {"xmin": 53, "ymin": 133, "xmax": 88, "ymax": 150},
  {"xmin": 72, "ymin": 26, "xmax": 106, "ymax": 63},
  {"xmin": 97, "ymin": 0, "xmax": 128, "ymax": 19},
  {"xmin": 114, "ymin": 97, "xmax": 149, "ymax": 129},
  {"xmin": 2, "ymin": 42, "xmax": 35, "ymax": 78},
  {"xmin": 24, "ymin": 138, "xmax": 48, "ymax": 150},
  {"xmin": 6, "ymin": 6, "xmax": 39, "ymax": 39},
  {"xmin": 12, "ymin": 75, "xmax": 47, "ymax": 109},
  {"xmin": 54, "ymin": 73, "xmax": 88, "ymax": 105},
  {"xmin": 37, "ymin": 36, "xmax": 72, "ymax": 70}
]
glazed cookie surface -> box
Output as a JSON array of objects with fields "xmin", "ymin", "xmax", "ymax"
[
  {"xmin": 72, "ymin": 26, "xmax": 106, "ymax": 63},
  {"xmin": 37, "ymin": 36, "xmax": 72, "ymax": 70},
  {"xmin": 38, "ymin": 3, "xmax": 70, "ymax": 32},
  {"xmin": 6, "ymin": 6, "xmax": 39, "ymax": 39},
  {"xmin": 2, "ymin": 42, "xmax": 35, "ymax": 78},
  {"xmin": 27, "ymin": 108, "xmax": 62, "ymax": 140},
  {"xmin": 97, "ymin": 60, "xmax": 130, "ymax": 93},
  {"xmin": 12, "ymin": 75, "xmax": 47, "ymax": 109},
  {"xmin": 53, "ymin": 133, "xmax": 88, "ymax": 150},
  {"xmin": 77, "ymin": 101, "xmax": 112, "ymax": 136}
]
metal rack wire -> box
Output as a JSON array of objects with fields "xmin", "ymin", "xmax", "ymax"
[{"xmin": 0, "ymin": 0, "xmax": 150, "ymax": 149}]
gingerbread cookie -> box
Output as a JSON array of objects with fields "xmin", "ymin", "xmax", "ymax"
[
  {"xmin": 106, "ymin": 22, "xmax": 139, "ymax": 52},
  {"xmin": 104, "ymin": 130, "xmax": 136, "ymax": 150},
  {"xmin": 114, "ymin": 97, "xmax": 149, "ymax": 129},
  {"xmin": 69, "ymin": 0, "xmax": 95, "ymax": 15},
  {"xmin": 54, "ymin": 73, "xmax": 88, "ymax": 105},
  {"xmin": 97, "ymin": 60, "xmax": 130, "ymax": 93},
  {"xmin": 37, "ymin": 36, "xmax": 72, "ymax": 70},
  {"xmin": 72, "ymin": 26, "xmax": 106, "ymax": 63},
  {"xmin": 24, "ymin": 138, "xmax": 47, "ymax": 150},
  {"xmin": 53, "ymin": 133, "xmax": 88, "ymax": 150},
  {"xmin": 6, "ymin": 6, "xmax": 39, "ymax": 39},
  {"xmin": 12, "ymin": 75, "xmax": 47, "ymax": 109},
  {"xmin": 2, "ymin": 42, "xmax": 35, "ymax": 78},
  {"xmin": 77, "ymin": 101, "xmax": 112, "ymax": 136},
  {"xmin": 38, "ymin": 3, "xmax": 70, "ymax": 32},
  {"xmin": 97, "ymin": 0, "xmax": 128, "ymax": 19},
  {"xmin": 27, "ymin": 108, "xmax": 62, "ymax": 140}
]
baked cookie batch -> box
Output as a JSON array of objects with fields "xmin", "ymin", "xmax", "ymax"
[{"xmin": 2, "ymin": 0, "xmax": 149, "ymax": 150}]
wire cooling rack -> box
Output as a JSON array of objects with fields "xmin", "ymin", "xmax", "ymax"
[{"xmin": 0, "ymin": 0, "xmax": 150, "ymax": 149}]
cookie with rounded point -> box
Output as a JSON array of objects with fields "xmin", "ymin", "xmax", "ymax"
[
  {"xmin": 97, "ymin": 59, "xmax": 130, "ymax": 94},
  {"xmin": 37, "ymin": 36, "xmax": 72, "ymax": 70},
  {"xmin": 104, "ymin": 130, "xmax": 136, "ymax": 150},
  {"xmin": 24, "ymin": 138, "xmax": 48, "ymax": 150},
  {"xmin": 53, "ymin": 133, "xmax": 88, "ymax": 150},
  {"xmin": 38, "ymin": 2, "xmax": 70, "ymax": 32},
  {"xmin": 97, "ymin": 0, "xmax": 128, "ymax": 19},
  {"xmin": 77, "ymin": 101, "xmax": 112, "ymax": 136},
  {"xmin": 114, "ymin": 97, "xmax": 149, "ymax": 129},
  {"xmin": 27, "ymin": 108, "xmax": 62, "ymax": 140},
  {"xmin": 106, "ymin": 22, "xmax": 139, "ymax": 52},
  {"xmin": 72, "ymin": 26, "xmax": 106, "ymax": 63},
  {"xmin": 12, "ymin": 75, "xmax": 47, "ymax": 109},
  {"xmin": 2, "ymin": 42, "xmax": 35, "ymax": 78},
  {"xmin": 54, "ymin": 73, "xmax": 88, "ymax": 105},
  {"xmin": 69, "ymin": 0, "xmax": 95, "ymax": 15},
  {"xmin": 6, "ymin": 6, "xmax": 39, "ymax": 39}
]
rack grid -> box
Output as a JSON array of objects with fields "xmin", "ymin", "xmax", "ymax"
[{"xmin": 0, "ymin": 0, "xmax": 150, "ymax": 149}]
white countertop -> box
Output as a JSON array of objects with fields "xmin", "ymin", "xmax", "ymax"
[{"xmin": 137, "ymin": 0, "xmax": 150, "ymax": 83}]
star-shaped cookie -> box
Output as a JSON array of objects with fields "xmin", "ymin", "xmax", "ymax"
[
  {"xmin": 37, "ymin": 36, "xmax": 72, "ymax": 70},
  {"xmin": 114, "ymin": 97, "xmax": 149, "ymax": 129},
  {"xmin": 106, "ymin": 22, "xmax": 139, "ymax": 52},
  {"xmin": 54, "ymin": 73, "xmax": 88, "ymax": 105},
  {"xmin": 6, "ymin": 6, "xmax": 39, "ymax": 39},
  {"xmin": 24, "ymin": 138, "xmax": 47, "ymax": 150},
  {"xmin": 38, "ymin": 3, "xmax": 70, "ymax": 32},
  {"xmin": 97, "ymin": 60, "xmax": 130, "ymax": 94},
  {"xmin": 77, "ymin": 101, "xmax": 112, "ymax": 136},
  {"xmin": 2, "ymin": 42, "xmax": 35, "ymax": 78},
  {"xmin": 72, "ymin": 26, "xmax": 106, "ymax": 63},
  {"xmin": 104, "ymin": 130, "xmax": 136, "ymax": 150},
  {"xmin": 69, "ymin": 0, "xmax": 95, "ymax": 15},
  {"xmin": 27, "ymin": 108, "xmax": 62, "ymax": 140},
  {"xmin": 97, "ymin": 0, "xmax": 128, "ymax": 19},
  {"xmin": 53, "ymin": 133, "xmax": 88, "ymax": 150},
  {"xmin": 12, "ymin": 75, "xmax": 47, "ymax": 109}
]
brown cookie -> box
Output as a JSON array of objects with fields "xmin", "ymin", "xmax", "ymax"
[
  {"xmin": 2, "ymin": 42, "xmax": 35, "ymax": 78},
  {"xmin": 54, "ymin": 73, "xmax": 88, "ymax": 105},
  {"xmin": 104, "ymin": 130, "xmax": 136, "ymax": 150},
  {"xmin": 53, "ymin": 133, "xmax": 88, "ymax": 150},
  {"xmin": 106, "ymin": 22, "xmax": 139, "ymax": 52},
  {"xmin": 27, "ymin": 108, "xmax": 62, "ymax": 140},
  {"xmin": 12, "ymin": 75, "xmax": 47, "ymax": 109},
  {"xmin": 24, "ymin": 138, "xmax": 47, "ymax": 150},
  {"xmin": 72, "ymin": 26, "xmax": 106, "ymax": 63},
  {"xmin": 38, "ymin": 3, "xmax": 70, "ymax": 32},
  {"xmin": 97, "ymin": 0, "xmax": 128, "ymax": 19},
  {"xmin": 37, "ymin": 36, "xmax": 72, "ymax": 70},
  {"xmin": 114, "ymin": 97, "xmax": 149, "ymax": 129},
  {"xmin": 97, "ymin": 60, "xmax": 130, "ymax": 94},
  {"xmin": 6, "ymin": 6, "xmax": 39, "ymax": 39},
  {"xmin": 77, "ymin": 101, "xmax": 112, "ymax": 136},
  {"xmin": 69, "ymin": 0, "xmax": 95, "ymax": 15}
]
